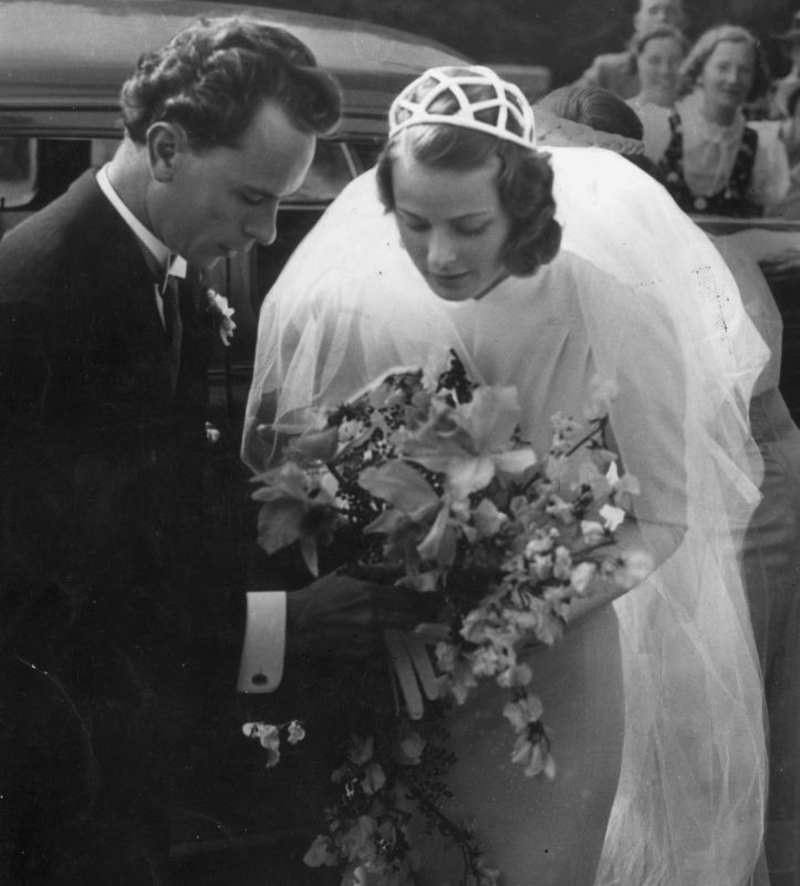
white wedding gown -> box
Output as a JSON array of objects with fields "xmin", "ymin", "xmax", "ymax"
[{"xmin": 243, "ymin": 148, "xmax": 769, "ymax": 886}]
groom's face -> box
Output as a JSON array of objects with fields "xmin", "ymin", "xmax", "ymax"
[{"xmin": 148, "ymin": 100, "xmax": 316, "ymax": 269}]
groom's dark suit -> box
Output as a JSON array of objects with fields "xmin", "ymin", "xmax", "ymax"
[{"xmin": 0, "ymin": 170, "xmax": 251, "ymax": 884}]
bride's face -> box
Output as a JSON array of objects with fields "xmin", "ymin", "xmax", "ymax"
[{"xmin": 392, "ymin": 147, "xmax": 512, "ymax": 302}]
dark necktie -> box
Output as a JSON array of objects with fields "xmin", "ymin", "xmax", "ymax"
[
  {"xmin": 138, "ymin": 245, "xmax": 184, "ymax": 391},
  {"xmin": 161, "ymin": 272, "xmax": 183, "ymax": 392}
]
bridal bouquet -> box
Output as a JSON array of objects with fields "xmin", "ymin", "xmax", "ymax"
[{"xmin": 247, "ymin": 352, "xmax": 647, "ymax": 885}]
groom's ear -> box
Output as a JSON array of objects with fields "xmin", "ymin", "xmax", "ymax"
[{"xmin": 147, "ymin": 122, "xmax": 188, "ymax": 182}]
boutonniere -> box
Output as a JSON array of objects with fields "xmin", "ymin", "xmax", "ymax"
[{"xmin": 205, "ymin": 287, "xmax": 237, "ymax": 346}]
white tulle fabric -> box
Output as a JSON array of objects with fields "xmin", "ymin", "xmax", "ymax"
[{"xmin": 243, "ymin": 147, "xmax": 769, "ymax": 885}]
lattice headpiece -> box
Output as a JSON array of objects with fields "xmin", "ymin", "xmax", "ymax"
[{"xmin": 389, "ymin": 65, "xmax": 536, "ymax": 149}]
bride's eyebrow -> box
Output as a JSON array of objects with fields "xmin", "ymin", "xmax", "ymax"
[{"xmin": 396, "ymin": 206, "xmax": 493, "ymax": 222}]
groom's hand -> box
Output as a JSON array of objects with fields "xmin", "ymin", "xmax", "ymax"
[{"xmin": 285, "ymin": 574, "xmax": 425, "ymax": 659}]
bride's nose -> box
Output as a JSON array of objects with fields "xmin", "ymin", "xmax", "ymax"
[{"xmin": 427, "ymin": 227, "xmax": 458, "ymax": 270}]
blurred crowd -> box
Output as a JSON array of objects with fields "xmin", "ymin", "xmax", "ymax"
[{"xmin": 570, "ymin": 0, "xmax": 800, "ymax": 219}]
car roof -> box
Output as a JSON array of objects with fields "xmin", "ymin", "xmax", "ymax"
[{"xmin": 0, "ymin": 0, "xmax": 469, "ymax": 137}]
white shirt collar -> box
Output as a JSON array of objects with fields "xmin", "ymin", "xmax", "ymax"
[{"xmin": 96, "ymin": 164, "xmax": 187, "ymax": 280}]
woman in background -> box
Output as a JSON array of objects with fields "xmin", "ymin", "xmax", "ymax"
[
  {"xmin": 641, "ymin": 24, "xmax": 789, "ymax": 216},
  {"xmin": 767, "ymin": 83, "xmax": 800, "ymax": 220},
  {"xmin": 627, "ymin": 24, "xmax": 688, "ymax": 112}
]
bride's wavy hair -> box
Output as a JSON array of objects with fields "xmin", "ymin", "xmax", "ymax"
[
  {"xmin": 120, "ymin": 16, "xmax": 342, "ymax": 150},
  {"xmin": 376, "ymin": 124, "xmax": 562, "ymax": 278}
]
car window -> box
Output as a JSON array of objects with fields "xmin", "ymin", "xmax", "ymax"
[
  {"xmin": 0, "ymin": 138, "xmax": 37, "ymax": 208},
  {"xmin": 91, "ymin": 138, "xmax": 120, "ymax": 168},
  {"xmin": 290, "ymin": 140, "xmax": 355, "ymax": 202}
]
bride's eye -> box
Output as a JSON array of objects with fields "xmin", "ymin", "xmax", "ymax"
[
  {"xmin": 400, "ymin": 215, "xmax": 429, "ymax": 233},
  {"xmin": 456, "ymin": 223, "xmax": 490, "ymax": 237}
]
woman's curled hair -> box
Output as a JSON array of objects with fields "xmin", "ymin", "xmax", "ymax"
[{"xmin": 376, "ymin": 125, "xmax": 562, "ymax": 278}]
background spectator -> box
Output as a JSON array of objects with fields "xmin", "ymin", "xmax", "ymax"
[
  {"xmin": 627, "ymin": 24, "xmax": 689, "ymax": 111},
  {"xmin": 772, "ymin": 11, "xmax": 800, "ymax": 116},
  {"xmin": 767, "ymin": 83, "xmax": 800, "ymax": 219},
  {"xmin": 537, "ymin": 83, "xmax": 666, "ymax": 182},
  {"xmin": 640, "ymin": 24, "xmax": 789, "ymax": 216},
  {"xmin": 575, "ymin": 0, "xmax": 688, "ymax": 99}
]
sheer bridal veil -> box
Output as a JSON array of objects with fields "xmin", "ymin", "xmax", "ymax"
[{"xmin": 243, "ymin": 146, "xmax": 769, "ymax": 886}]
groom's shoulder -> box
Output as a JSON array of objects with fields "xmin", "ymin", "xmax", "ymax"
[
  {"xmin": 0, "ymin": 171, "xmax": 114, "ymax": 300},
  {"xmin": 1, "ymin": 170, "xmax": 103, "ymax": 256}
]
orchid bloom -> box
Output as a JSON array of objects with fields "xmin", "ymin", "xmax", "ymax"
[
  {"xmin": 358, "ymin": 461, "xmax": 457, "ymax": 571},
  {"xmin": 395, "ymin": 385, "xmax": 536, "ymax": 501},
  {"xmin": 251, "ymin": 461, "xmax": 339, "ymax": 576}
]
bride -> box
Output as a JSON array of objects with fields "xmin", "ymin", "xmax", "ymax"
[{"xmin": 243, "ymin": 66, "xmax": 769, "ymax": 885}]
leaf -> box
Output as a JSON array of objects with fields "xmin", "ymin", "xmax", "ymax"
[
  {"xmin": 256, "ymin": 499, "xmax": 304, "ymax": 553},
  {"xmin": 462, "ymin": 385, "xmax": 522, "ymax": 449},
  {"xmin": 287, "ymin": 427, "xmax": 340, "ymax": 463},
  {"xmin": 359, "ymin": 462, "xmax": 439, "ymax": 512},
  {"xmin": 446, "ymin": 454, "xmax": 496, "ymax": 499},
  {"xmin": 416, "ymin": 501, "xmax": 455, "ymax": 565},
  {"xmin": 300, "ymin": 535, "xmax": 320, "ymax": 577}
]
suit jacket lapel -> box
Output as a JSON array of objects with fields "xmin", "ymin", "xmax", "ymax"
[
  {"xmin": 74, "ymin": 173, "xmax": 184, "ymax": 396},
  {"xmin": 66, "ymin": 172, "xmax": 215, "ymax": 410}
]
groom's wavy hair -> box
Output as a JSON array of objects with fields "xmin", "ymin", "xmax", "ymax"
[
  {"xmin": 119, "ymin": 16, "xmax": 342, "ymax": 149},
  {"xmin": 376, "ymin": 100, "xmax": 562, "ymax": 278}
]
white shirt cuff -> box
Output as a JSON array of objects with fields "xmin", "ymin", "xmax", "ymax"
[{"xmin": 236, "ymin": 591, "xmax": 286, "ymax": 693}]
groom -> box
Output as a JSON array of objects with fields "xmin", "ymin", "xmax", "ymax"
[{"xmin": 0, "ymin": 16, "xmax": 421, "ymax": 885}]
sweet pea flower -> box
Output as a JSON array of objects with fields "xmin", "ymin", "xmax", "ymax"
[
  {"xmin": 303, "ymin": 835, "xmax": 338, "ymax": 868},
  {"xmin": 472, "ymin": 498, "xmax": 508, "ymax": 538},
  {"xmin": 287, "ymin": 720, "xmax": 306, "ymax": 744},
  {"xmin": 242, "ymin": 721, "xmax": 281, "ymax": 767},
  {"xmin": 599, "ymin": 503, "xmax": 626, "ymax": 532},
  {"xmin": 397, "ymin": 731, "xmax": 426, "ymax": 765},
  {"xmin": 503, "ymin": 693, "xmax": 544, "ymax": 733},
  {"xmin": 340, "ymin": 815, "xmax": 378, "ymax": 864},
  {"xmin": 616, "ymin": 549, "xmax": 655, "ymax": 590},
  {"xmin": 360, "ymin": 762, "xmax": 387, "ymax": 795},
  {"xmin": 570, "ymin": 561, "xmax": 597, "ymax": 594},
  {"xmin": 511, "ymin": 733, "xmax": 557, "ymax": 779},
  {"xmin": 586, "ymin": 375, "xmax": 619, "ymax": 418},
  {"xmin": 580, "ymin": 520, "xmax": 606, "ymax": 546},
  {"xmin": 206, "ymin": 288, "xmax": 236, "ymax": 346}
]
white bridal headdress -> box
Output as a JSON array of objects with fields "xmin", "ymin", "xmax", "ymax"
[{"xmin": 388, "ymin": 65, "xmax": 536, "ymax": 149}]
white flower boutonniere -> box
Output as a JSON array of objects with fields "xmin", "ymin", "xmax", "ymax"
[{"xmin": 206, "ymin": 288, "xmax": 237, "ymax": 346}]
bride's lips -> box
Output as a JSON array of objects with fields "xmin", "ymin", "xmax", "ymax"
[{"xmin": 428, "ymin": 271, "xmax": 470, "ymax": 290}]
